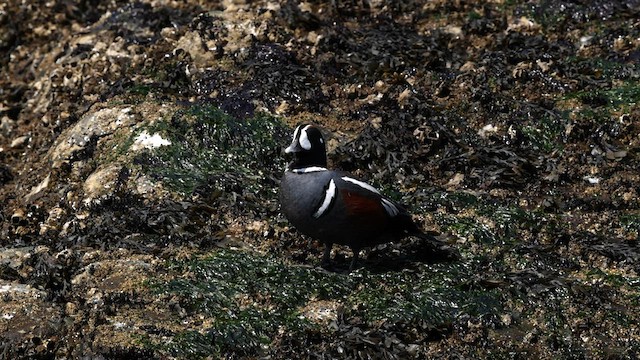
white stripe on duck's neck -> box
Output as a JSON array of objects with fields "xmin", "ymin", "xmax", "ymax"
[{"xmin": 290, "ymin": 166, "xmax": 328, "ymax": 173}]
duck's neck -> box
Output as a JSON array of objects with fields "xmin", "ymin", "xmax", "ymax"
[{"xmin": 287, "ymin": 151, "xmax": 327, "ymax": 170}]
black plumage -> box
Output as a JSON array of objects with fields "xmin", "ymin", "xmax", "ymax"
[{"xmin": 280, "ymin": 124, "xmax": 441, "ymax": 270}]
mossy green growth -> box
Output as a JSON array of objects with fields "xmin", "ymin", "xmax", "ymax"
[
  {"xmin": 619, "ymin": 212, "xmax": 640, "ymax": 236},
  {"xmin": 520, "ymin": 114, "xmax": 566, "ymax": 153},
  {"xmin": 126, "ymin": 83, "xmax": 152, "ymax": 96},
  {"xmin": 146, "ymin": 250, "xmax": 353, "ymax": 357},
  {"xmin": 567, "ymin": 56, "xmax": 638, "ymax": 81},
  {"xmin": 136, "ymin": 105, "xmax": 289, "ymax": 196},
  {"xmin": 467, "ymin": 10, "xmax": 482, "ymax": 20},
  {"xmin": 575, "ymin": 81, "xmax": 640, "ymax": 110},
  {"xmin": 348, "ymin": 261, "xmax": 502, "ymax": 325},
  {"xmin": 434, "ymin": 193, "xmax": 552, "ymax": 250},
  {"xmin": 144, "ymin": 249, "xmax": 505, "ymax": 358},
  {"xmin": 603, "ymin": 82, "xmax": 640, "ymax": 109},
  {"xmin": 439, "ymin": 191, "xmax": 480, "ymax": 210},
  {"xmin": 586, "ymin": 268, "xmax": 638, "ymax": 288},
  {"xmin": 561, "ymin": 79, "xmax": 640, "ymax": 127},
  {"xmin": 440, "ymin": 215, "xmax": 497, "ymax": 244},
  {"xmin": 479, "ymin": 203, "xmax": 547, "ymax": 237}
]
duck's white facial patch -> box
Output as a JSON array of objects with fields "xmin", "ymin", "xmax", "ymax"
[
  {"xmin": 285, "ymin": 126, "xmax": 302, "ymax": 153},
  {"xmin": 341, "ymin": 176, "xmax": 380, "ymax": 195},
  {"xmin": 381, "ymin": 198, "xmax": 399, "ymax": 216},
  {"xmin": 292, "ymin": 126, "xmax": 301, "ymax": 142},
  {"xmin": 299, "ymin": 125, "xmax": 312, "ymax": 150},
  {"xmin": 313, "ymin": 179, "xmax": 336, "ymax": 218}
]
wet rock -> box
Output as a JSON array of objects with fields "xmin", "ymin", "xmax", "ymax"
[
  {"xmin": 9, "ymin": 135, "xmax": 29, "ymax": 149},
  {"xmin": 174, "ymin": 31, "xmax": 217, "ymax": 68},
  {"xmin": 23, "ymin": 174, "xmax": 50, "ymax": 203},
  {"xmin": 0, "ymin": 116, "xmax": 15, "ymax": 136},
  {"xmin": 72, "ymin": 254, "xmax": 157, "ymax": 292},
  {"xmin": 0, "ymin": 246, "xmax": 34, "ymax": 280},
  {"xmin": 0, "ymin": 280, "xmax": 63, "ymax": 358},
  {"xmin": 39, "ymin": 207, "xmax": 66, "ymax": 236},
  {"xmin": 0, "ymin": 164, "xmax": 13, "ymax": 185},
  {"xmin": 82, "ymin": 165, "xmax": 124, "ymax": 205},
  {"xmin": 0, "ymin": 0, "xmax": 639, "ymax": 358},
  {"xmin": 47, "ymin": 107, "xmax": 136, "ymax": 168}
]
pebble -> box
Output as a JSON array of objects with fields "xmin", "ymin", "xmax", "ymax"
[
  {"xmin": 0, "ymin": 116, "xmax": 14, "ymax": 136},
  {"xmin": 10, "ymin": 135, "xmax": 29, "ymax": 149}
]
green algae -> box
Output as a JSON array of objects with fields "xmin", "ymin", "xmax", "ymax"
[
  {"xmin": 134, "ymin": 105, "xmax": 289, "ymax": 196},
  {"xmin": 348, "ymin": 261, "xmax": 502, "ymax": 325},
  {"xmin": 145, "ymin": 250, "xmax": 353, "ymax": 357},
  {"xmin": 126, "ymin": 83, "xmax": 152, "ymax": 96},
  {"xmin": 619, "ymin": 212, "xmax": 640, "ymax": 236},
  {"xmin": 574, "ymin": 81, "xmax": 640, "ymax": 111},
  {"xmin": 144, "ymin": 249, "xmax": 504, "ymax": 358},
  {"xmin": 520, "ymin": 114, "xmax": 566, "ymax": 153}
]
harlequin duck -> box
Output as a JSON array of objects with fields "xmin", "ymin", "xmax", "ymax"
[{"xmin": 280, "ymin": 124, "xmax": 441, "ymax": 270}]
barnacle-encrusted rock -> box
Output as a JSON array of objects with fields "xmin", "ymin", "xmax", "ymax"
[{"xmin": 0, "ymin": 0, "xmax": 639, "ymax": 358}]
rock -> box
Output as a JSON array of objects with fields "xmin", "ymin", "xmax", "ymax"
[
  {"xmin": 39, "ymin": 206, "xmax": 66, "ymax": 235},
  {"xmin": 478, "ymin": 124, "xmax": 498, "ymax": 138},
  {"xmin": 174, "ymin": 31, "xmax": 216, "ymax": 68},
  {"xmin": 0, "ymin": 246, "xmax": 35, "ymax": 278},
  {"xmin": 0, "ymin": 282, "xmax": 47, "ymax": 298},
  {"xmin": 10, "ymin": 209, "xmax": 25, "ymax": 225},
  {"xmin": 130, "ymin": 131, "xmax": 172, "ymax": 151},
  {"xmin": 47, "ymin": 106, "xmax": 136, "ymax": 168},
  {"xmin": 507, "ymin": 16, "xmax": 541, "ymax": 33},
  {"xmin": 82, "ymin": 165, "xmax": 122, "ymax": 205},
  {"xmin": 299, "ymin": 300, "xmax": 342, "ymax": 325},
  {"xmin": 0, "ymin": 164, "xmax": 13, "ymax": 185},
  {"xmin": 0, "ymin": 0, "xmax": 639, "ymax": 358},
  {"xmin": 0, "ymin": 116, "xmax": 15, "ymax": 136},
  {"xmin": 24, "ymin": 174, "xmax": 50, "ymax": 203},
  {"xmin": 10, "ymin": 135, "xmax": 29, "ymax": 148},
  {"xmin": 0, "ymin": 280, "xmax": 62, "ymax": 358}
]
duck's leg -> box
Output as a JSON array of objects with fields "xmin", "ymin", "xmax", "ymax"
[
  {"xmin": 349, "ymin": 248, "xmax": 361, "ymax": 271},
  {"xmin": 321, "ymin": 242, "xmax": 333, "ymax": 267}
]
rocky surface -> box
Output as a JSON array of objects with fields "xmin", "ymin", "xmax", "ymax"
[{"xmin": 1, "ymin": 0, "xmax": 639, "ymax": 358}]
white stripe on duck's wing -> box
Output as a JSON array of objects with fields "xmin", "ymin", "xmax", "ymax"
[
  {"xmin": 340, "ymin": 176, "xmax": 381, "ymax": 195},
  {"xmin": 381, "ymin": 198, "xmax": 400, "ymax": 217},
  {"xmin": 291, "ymin": 166, "xmax": 328, "ymax": 173},
  {"xmin": 313, "ymin": 179, "xmax": 337, "ymax": 218}
]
